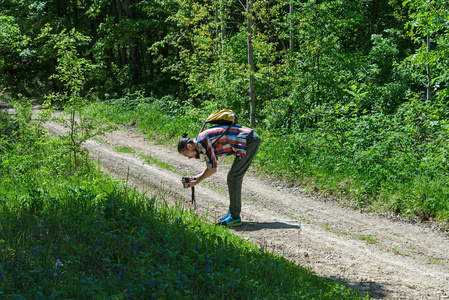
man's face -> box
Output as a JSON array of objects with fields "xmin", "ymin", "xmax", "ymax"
[{"xmin": 181, "ymin": 145, "xmax": 200, "ymax": 159}]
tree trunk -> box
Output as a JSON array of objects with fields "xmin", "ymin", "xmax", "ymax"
[
  {"xmin": 247, "ymin": 0, "xmax": 256, "ymax": 127},
  {"xmin": 290, "ymin": 2, "xmax": 294, "ymax": 51},
  {"xmin": 50, "ymin": 58, "xmax": 58, "ymax": 91},
  {"xmin": 220, "ymin": 0, "xmax": 225, "ymax": 49},
  {"xmin": 72, "ymin": 0, "xmax": 79, "ymax": 29},
  {"xmin": 372, "ymin": 0, "xmax": 379, "ymax": 24},
  {"xmin": 113, "ymin": 0, "xmax": 125, "ymax": 69},
  {"xmin": 426, "ymin": 33, "xmax": 431, "ymax": 101},
  {"xmin": 124, "ymin": 0, "xmax": 140, "ymax": 81}
]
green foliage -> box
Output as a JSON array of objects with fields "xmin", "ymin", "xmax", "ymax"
[
  {"xmin": 257, "ymin": 99, "xmax": 449, "ymax": 220},
  {"xmin": 0, "ymin": 13, "xmax": 32, "ymax": 94},
  {"xmin": 93, "ymin": 93, "xmax": 206, "ymax": 144},
  {"xmin": 401, "ymin": 0, "xmax": 449, "ymax": 102},
  {"xmin": 37, "ymin": 25, "xmax": 114, "ymax": 173}
]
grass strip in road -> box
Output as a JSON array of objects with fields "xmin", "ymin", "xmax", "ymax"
[{"xmin": 139, "ymin": 153, "xmax": 177, "ymax": 172}]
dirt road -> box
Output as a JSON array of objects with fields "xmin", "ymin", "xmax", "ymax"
[{"xmin": 30, "ymin": 108, "xmax": 449, "ymax": 299}]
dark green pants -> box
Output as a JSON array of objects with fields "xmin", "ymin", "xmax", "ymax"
[{"xmin": 227, "ymin": 131, "xmax": 261, "ymax": 218}]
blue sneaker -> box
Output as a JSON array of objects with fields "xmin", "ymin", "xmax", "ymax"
[
  {"xmin": 217, "ymin": 213, "xmax": 230, "ymax": 223},
  {"xmin": 216, "ymin": 215, "xmax": 242, "ymax": 227}
]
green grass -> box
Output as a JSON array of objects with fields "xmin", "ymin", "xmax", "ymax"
[
  {"xmin": 140, "ymin": 153, "xmax": 177, "ymax": 172},
  {"xmin": 0, "ymin": 181, "xmax": 367, "ymax": 299},
  {"xmin": 0, "ymin": 108, "xmax": 369, "ymax": 299},
  {"xmin": 357, "ymin": 235, "xmax": 379, "ymax": 245},
  {"xmin": 114, "ymin": 146, "xmax": 136, "ymax": 153}
]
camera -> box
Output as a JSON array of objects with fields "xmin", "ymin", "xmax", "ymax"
[
  {"xmin": 182, "ymin": 177, "xmax": 196, "ymax": 206},
  {"xmin": 182, "ymin": 177, "xmax": 190, "ymax": 188}
]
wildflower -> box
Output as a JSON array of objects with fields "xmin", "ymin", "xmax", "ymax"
[
  {"xmin": 53, "ymin": 259, "xmax": 63, "ymax": 280},
  {"xmin": 47, "ymin": 269, "xmax": 53, "ymax": 279},
  {"xmin": 0, "ymin": 266, "xmax": 3, "ymax": 279},
  {"xmin": 55, "ymin": 259, "xmax": 63, "ymax": 268},
  {"xmin": 120, "ymin": 269, "xmax": 126, "ymax": 283},
  {"xmin": 16, "ymin": 253, "xmax": 23, "ymax": 272},
  {"xmin": 130, "ymin": 238, "xmax": 139, "ymax": 256},
  {"xmin": 125, "ymin": 286, "xmax": 131, "ymax": 298},
  {"xmin": 204, "ymin": 254, "xmax": 211, "ymax": 275}
]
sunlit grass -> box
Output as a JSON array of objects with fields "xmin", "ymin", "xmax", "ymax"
[
  {"xmin": 114, "ymin": 146, "xmax": 136, "ymax": 153},
  {"xmin": 139, "ymin": 153, "xmax": 177, "ymax": 172}
]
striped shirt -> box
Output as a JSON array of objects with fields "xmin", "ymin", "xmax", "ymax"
[{"xmin": 195, "ymin": 125, "xmax": 253, "ymax": 169}]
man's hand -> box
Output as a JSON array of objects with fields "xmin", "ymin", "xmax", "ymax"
[
  {"xmin": 182, "ymin": 167, "xmax": 217, "ymax": 188},
  {"xmin": 182, "ymin": 177, "xmax": 198, "ymax": 188}
]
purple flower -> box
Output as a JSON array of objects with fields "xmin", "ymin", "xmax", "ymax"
[
  {"xmin": 120, "ymin": 269, "xmax": 126, "ymax": 283},
  {"xmin": 204, "ymin": 254, "xmax": 211, "ymax": 275},
  {"xmin": 55, "ymin": 259, "xmax": 63, "ymax": 268},
  {"xmin": 130, "ymin": 238, "xmax": 139, "ymax": 256}
]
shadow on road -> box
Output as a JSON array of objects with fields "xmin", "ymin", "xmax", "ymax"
[
  {"xmin": 233, "ymin": 221, "xmax": 301, "ymax": 231},
  {"xmin": 327, "ymin": 276, "xmax": 388, "ymax": 299}
]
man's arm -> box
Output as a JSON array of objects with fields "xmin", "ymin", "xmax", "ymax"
[{"xmin": 186, "ymin": 167, "xmax": 217, "ymax": 188}]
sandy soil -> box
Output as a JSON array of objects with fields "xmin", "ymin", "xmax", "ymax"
[{"xmin": 5, "ymin": 104, "xmax": 449, "ymax": 299}]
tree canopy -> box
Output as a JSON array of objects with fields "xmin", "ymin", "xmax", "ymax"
[{"xmin": 1, "ymin": 0, "xmax": 447, "ymax": 119}]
